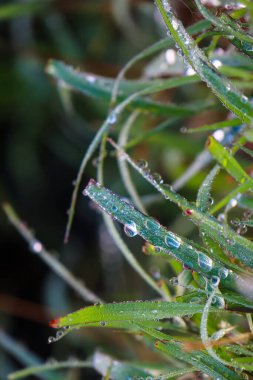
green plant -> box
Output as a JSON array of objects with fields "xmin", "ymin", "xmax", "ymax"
[{"xmin": 4, "ymin": 0, "xmax": 253, "ymax": 379}]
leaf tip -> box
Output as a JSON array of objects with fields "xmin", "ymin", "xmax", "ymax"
[{"xmin": 49, "ymin": 317, "xmax": 61, "ymax": 329}]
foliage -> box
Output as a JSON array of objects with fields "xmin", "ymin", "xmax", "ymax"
[{"xmin": 2, "ymin": 0, "xmax": 253, "ymax": 379}]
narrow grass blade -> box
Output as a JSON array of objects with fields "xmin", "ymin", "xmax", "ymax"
[
  {"xmin": 206, "ymin": 136, "xmax": 251, "ymax": 184},
  {"xmin": 185, "ymin": 118, "xmax": 242, "ymax": 134},
  {"xmin": 138, "ymin": 326, "xmax": 242, "ymax": 380},
  {"xmin": 195, "ymin": 0, "xmax": 253, "ymax": 45},
  {"xmin": 83, "ymin": 179, "xmax": 238, "ymax": 290},
  {"xmin": 111, "ymin": 19, "xmax": 211, "ymax": 104},
  {"xmin": 8, "ymin": 361, "xmax": 92, "ymax": 380},
  {"xmin": 47, "ymin": 60, "xmax": 203, "ymax": 117},
  {"xmin": 50, "ymin": 301, "xmax": 213, "ymax": 329},
  {"xmin": 197, "ymin": 165, "xmax": 220, "ymax": 212},
  {"xmin": 155, "ymin": 0, "xmax": 253, "ymax": 122},
  {"xmin": 108, "ymin": 140, "xmax": 253, "ymax": 270}
]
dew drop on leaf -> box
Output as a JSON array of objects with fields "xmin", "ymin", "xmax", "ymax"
[
  {"xmin": 210, "ymin": 275, "xmax": 220, "ymax": 287},
  {"xmin": 124, "ymin": 221, "xmax": 138, "ymax": 237},
  {"xmin": 136, "ymin": 159, "xmax": 148, "ymax": 169},
  {"xmin": 198, "ymin": 253, "xmax": 213, "ymax": 272},
  {"xmin": 164, "ymin": 233, "xmax": 181, "ymax": 249},
  {"xmin": 107, "ymin": 112, "xmax": 117, "ymax": 125},
  {"xmin": 145, "ymin": 219, "xmax": 160, "ymax": 232},
  {"xmin": 218, "ymin": 267, "xmax": 229, "ymax": 279}
]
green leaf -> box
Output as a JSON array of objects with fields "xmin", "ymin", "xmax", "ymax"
[
  {"xmin": 155, "ymin": 0, "xmax": 253, "ymax": 123},
  {"xmin": 138, "ymin": 326, "xmax": 242, "ymax": 380},
  {"xmin": 185, "ymin": 118, "xmax": 242, "ymax": 134},
  {"xmin": 206, "ymin": 136, "xmax": 251, "ymax": 184},
  {"xmin": 47, "ymin": 60, "xmax": 205, "ymax": 117},
  {"xmin": 197, "ymin": 165, "xmax": 220, "ymax": 212},
  {"xmin": 108, "ymin": 141, "xmax": 253, "ymax": 270},
  {"xmin": 84, "ymin": 179, "xmax": 239, "ymax": 290},
  {"xmin": 52, "ymin": 300, "xmax": 212, "ymax": 329}
]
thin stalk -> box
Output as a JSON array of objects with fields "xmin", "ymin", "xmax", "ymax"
[
  {"xmin": 2, "ymin": 203, "xmax": 103, "ymax": 304},
  {"xmin": 8, "ymin": 360, "xmax": 92, "ymax": 380},
  {"xmin": 97, "ymin": 132, "xmax": 167, "ymax": 299},
  {"xmin": 118, "ymin": 111, "xmax": 146, "ymax": 213}
]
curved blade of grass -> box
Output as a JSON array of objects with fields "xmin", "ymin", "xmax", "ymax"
[
  {"xmin": 155, "ymin": 0, "xmax": 253, "ymax": 122},
  {"xmin": 195, "ymin": 0, "xmax": 253, "ymax": 45},
  {"xmin": 58, "ymin": 68, "xmax": 208, "ymax": 244},
  {"xmin": 185, "ymin": 118, "xmax": 242, "ymax": 134},
  {"xmin": 51, "ymin": 301, "xmax": 214, "ymax": 329},
  {"xmin": 108, "ymin": 139, "xmax": 253, "ymax": 270},
  {"xmin": 196, "ymin": 166, "xmax": 240, "ymax": 268},
  {"xmin": 117, "ymin": 111, "xmax": 146, "ymax": 213},
  {"xmin": 8, "ymin": 361, "xmax": 92, "ymax": 380},
  {"xmin": 84, "ymin": 179, "xmax": 239, "ymax": 290},
  {"xmin": 97, "ymin": 121, "xmax": 166, "ymax": 299},
  {"xmin": 138, "ymin": 326, "xmax": 242, "ymax": 380},
  {"xmin": 206, "ymin": 136, "xmax": 252, "ymax": 185},
  {"xmin": 47, "ymin": 60, "xmax": 203, "ymax": 117}
]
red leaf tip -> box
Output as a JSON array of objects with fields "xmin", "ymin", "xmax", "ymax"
[{"xmin": 49, "ymin": 318, "xmax": 60, "ymax": 328}]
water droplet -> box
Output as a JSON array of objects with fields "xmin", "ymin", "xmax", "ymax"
[
  {"xmin": 171, "ymin": 19, "xmax": 179, "ymax": 30},
  {"xmin": 165, "ymin": 233, "xmax": 181, "ymax": 249},
  {"xmin": 99, "ymin": 321, "xmax": 106, "ymax": 326},
  {"xmin": 107, "ymin": 112, "xmax": 117, "ymax": 125},
  {"xmin": 152, "ymin": 309, "xmax": 158, "ymax": 314},
  {"xmin": 218, "ymin": 267, "xmax": 229, "ymax": 279},
  {"xmin": 218, "ymin": 213, "xmax": 225, "ymax": 222},
  {"xmin": 212, "ymin": 59, "xmax": 222, "ymax": 68},
  {"xmin": 56, "ymin": 330, "xmax": 64, "ymax": 339},
  {"xmin": 165, "ymin": 49, "xmax": 176, "ymax": 65},
  {"xmin": 210, "ymin": 275, "xmax": 220, "ymax": 287},
  {"xmin": 212, "ymin": 295, "xmax": 225, "ymax": 309},
  {"xmin": 242, "ymin": 41, "xmax": 253, "ymax": 52},
  {"xmin": 136, "ymin": 159, "xmax": 148, "ymax": 169},
  {"xmin": 170, "ymin": 277, "xmax": 178, "ymax": 286},
  {"xmin": 242, "ymin": 95, "xmax": 248, "ymax": 103},
  {"xmin": 198, "ymin": 253, "xmax": 213, "ymax": 272},
  {"xmin": 153, "ymin": 172, "xmax": 163, "ymax": 184},
  {"xmin": 48, "ymin": 336, "xmax": 55, "ymax": 344},
  {"xmin": 86, "ymin": 74, "xmax": 96, "ymax": 83},
  {"xmin": 30, "ymin": 240, "xmax": 42, "ymax": 254},
  {"xmin": 124, "ymin": 221, "xmax": 137, "ymax": 237},
  {"xmin": 154, "ymin": 246, "xmax": 161, "ymax": 253},
  {"xmin": 145, "ymin": 219, "xmax": 160, "ymax": 232},
  {"xmin": 112, "ymin": 205, "xmax": 118, "ymax": 213}
]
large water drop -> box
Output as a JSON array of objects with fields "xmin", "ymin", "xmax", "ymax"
[{"xmin": 124, "ymin": 221, "xmax": 138, "ymax": 237}]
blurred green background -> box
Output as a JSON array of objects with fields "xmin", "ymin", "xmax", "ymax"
[{"xmin": 0, "ymin": 1, "xmax": 227, "ymax": 378}]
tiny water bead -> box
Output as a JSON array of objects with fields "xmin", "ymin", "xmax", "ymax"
[
  {"xmin": 153, "ymin": 172, "xmax": 163, "ymax": 184},
  {"xmin": 30, "ymin": 240, "xmax": 43, "ymax": 254},
  {"xmin": 210, "ymin": 275, "xmax": 220, "ymax": 287},
  {"xmin": 107, "ymin": 112, "xmax": 117, "ymax": 125},
  {"xmin": 198, "ymin": 253, "xmax": 213, "ymax": 272},
  {"xmin": 145, "ymin": 219, "xmax": 161, "ymax": 232},
  {"xmin": 218, "ymin": 267, "xmax": 229, "ymax": 279},
  {"xmin": 164, "ymin": 233, "xmax": 181, "ymax": 249},
  {"xmin": 123, "ymin": 221, "xmax": 138, "ymax": 237},
  {"xmin": 111, "ymin": 205, "xmax": 118, "ymax": 213},
  {"xmin": 136, "ymin": 159, "xmax": 148, "ymax": 169},
  {"xmin": 99, "ymin": 321, "xmax": 106, "ymax": 327}
]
